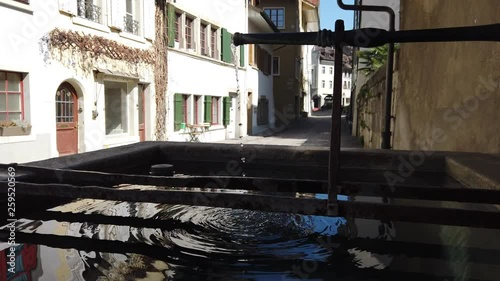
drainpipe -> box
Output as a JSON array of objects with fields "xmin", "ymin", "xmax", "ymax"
[{"xmin": 337, "ymin": 0, "xmax": 395, "ymax": 149}]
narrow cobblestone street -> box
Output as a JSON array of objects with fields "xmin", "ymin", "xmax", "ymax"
[{"xmin": 218, "ymin": 110, "xmax": 362, "ymax": 148}]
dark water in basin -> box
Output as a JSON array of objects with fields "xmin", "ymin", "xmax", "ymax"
[{"xmin": 1, "ymin": 191, "xmax": 500, "ymax": 280}]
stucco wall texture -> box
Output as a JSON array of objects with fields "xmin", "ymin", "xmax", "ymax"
[{"xmin": 393, "ymin": 0, "xmax": 500, "ymax": 153}]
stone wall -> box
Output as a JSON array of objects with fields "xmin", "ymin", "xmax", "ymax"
[
  {"xmin": 393, "ymin": 0, "xmax": 500, "ymax": 153},
  {"xmin": 356, "ymin": 55, "xmax": 400, "ymax": 149}
]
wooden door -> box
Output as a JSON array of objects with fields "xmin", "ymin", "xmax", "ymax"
[
  {"xmin": 138, "ymin": 84, "xmax": 146, "ymax": 141},
  {"xmin": 56, "ymin": 83, "xmax": 78, "ymax": 156},
  {"xmin": 247, "ymin": 92, "xmax": 253, "ymax": 135}
]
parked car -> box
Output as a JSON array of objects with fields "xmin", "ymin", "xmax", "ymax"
[{"xmin": 321, "ymin": 95, "xmax": 333, "ymax": 111}]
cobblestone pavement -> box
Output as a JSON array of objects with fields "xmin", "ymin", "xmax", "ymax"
[{"xmin": 217, "ymin": 110, "xmax": 363, "ymax": 148}]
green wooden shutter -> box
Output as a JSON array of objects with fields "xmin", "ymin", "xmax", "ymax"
[
  {"xmin": 167, "ymin": 4, "xmax": 175, "ymax": 47},
  {"xmin": 204, "ymin": 96, "xmax": 212, "ymax": 123},
  {"xmin": 174, "ymin": 94, "xmax": 183, "ymax": 130},
  {"xmin": 221, "ymin": 28, "xmax": 232, "ymax": 63},
  {"xmin": 223, "ymin": 97, "xmax": 231, "ymax": 126},
  {"xmin": 239, "ymin": 46, "xmax": 245, "ymax": 67}
]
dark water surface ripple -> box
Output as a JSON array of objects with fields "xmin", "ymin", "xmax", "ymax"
[{"xmin": 3, "ymin": 193, "xmax": 499, "ymax": 280}]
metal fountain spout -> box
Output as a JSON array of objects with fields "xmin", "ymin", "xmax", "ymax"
[
  {"xmin": 232, "ymin": 21, "xmax": 500, "ymax": 217},
  {"xmin": 233, "ymin": 23, "xmax": 500, "ymax": 47}
]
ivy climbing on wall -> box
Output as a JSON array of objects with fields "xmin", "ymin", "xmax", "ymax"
[
  {"xmin": 153, "ymin": 0, "xmax": 168, "ymax": 141},
  {"xmin": 42, "ymin": 28, "xmax": 155, "ymax": 76},
  {"xmin": 40, "ymin": 1, "xmax": 170, "ymax": 141}
]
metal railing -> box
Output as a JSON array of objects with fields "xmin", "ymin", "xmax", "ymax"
[
  {"xmin": 124, "ymin": 15, "xmax": 140, "ymax": 35},
  {"xmin": 77, "ymin": 0, "xmax": 101, "ymax": 23}
]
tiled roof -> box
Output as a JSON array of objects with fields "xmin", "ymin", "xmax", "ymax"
[{"xmin": 316, "ymin": 46, "xmax": 353, "ymax": 69}]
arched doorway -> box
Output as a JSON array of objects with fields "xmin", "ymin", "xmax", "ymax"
[{"xmin": 56, "ymin": 82, "xmax": 79, "ymax": 156}]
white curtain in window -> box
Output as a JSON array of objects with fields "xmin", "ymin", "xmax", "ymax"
[
  {"xmin": 110, "ymin": 0, "xmax": 125, "ymax": 29},
  {"xmin": 143, "ymin": 0, "xmax": 155, "ymax": 40},
  {"xmin": 59, "ymin": 0, "xmax": 77, "ymax": 15}
]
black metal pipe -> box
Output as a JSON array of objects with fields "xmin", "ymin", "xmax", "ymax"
[
  {"xmin": 232, "ymin": 24, "xmax": 500, "ymax": 47},
  {"xmin": 327, "ymin": 20, "xmax": 345, "ymax": 216},
  {"xmin": 335, "ymin": 0, "xmax": 395, "ymax": 147}
]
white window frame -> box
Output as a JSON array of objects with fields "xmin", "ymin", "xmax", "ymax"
[
  {"xmin": 200, "ymin": 21, "xmax": 209, "ymax": 56},
  {"xmin": 263, "ymin": 7, "xmax": 285, "ymax": 29},
  {"xmin": 123, "ymin": 0, "xmax": 141, "ymax": 36}
]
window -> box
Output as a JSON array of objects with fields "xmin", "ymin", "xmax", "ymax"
[
  {"xmin": 257, "ymin": 97, "xmax": 269, "ymax": 125},
  {"xmin": 194, "ymin": 95, "xmax": 201, "ymax": 124},
  {"xmin": 264, "ymin": 8, "xmax": 285, "ymax": 29},
  {"xmin": 174, "ymin": 94, "xmax": 190, "ymax": 130},
  {"xmin": 77, "ymin": 0, "xmax": 101, "ymax": 23},
  {"xmin": 56, "ymin": 86, "xmax": 76, "ymax": 124},
  {"xmin": 124, "ymin": 0, "xmax": 139, "ymax": 35},
  {"xmin": 105, "ymin": 82, "xmax": 128, "ymax": 135},
  {"xmin": 0, "ymin": 71, "xmax": 24, "ymax": 121},
  {"xmin": 272, "ymin": 57, "xmax": 280, "ymax": 75},
  {"xmin": 211, "ymin": 28, "xmax": 217, "ymax": 59},
  {"xmin": 175, "ymin": 12, "xmax": 182, "ymax": 42},
  {"xmin": 200, "ymin": 23, "xmax": 207, "ymax": 56},
  {"xmin": 182, "ymin": 95, "xmax": 189, "ymax": 123},
  {"xmin": 346, "ymin": 98, "xmax": 351, "ymax": 104},
  {"xmin": 322, "ymin": 66, "xmax": 325, "ymax": 74},
  {"xmin": 185, "ymin": 16, "xmax": 193, "ymax": 49},
  {"xmin": 329, "ymin": 67, "xmax": 333, "ymax": 75},
  {"xmin": 343, "ymin": 81, "xmax": 347, "ymax": 89},
  {"xmin": 329, "ymin": 81, "xmax": 333, "ymax": 89},
  {"xmin": 211, "ymin": 96, "xmax": 220, "ymax": 125},
  {"xmin": 321, "ymin": 80, "xmax": 325, "ymax": 88}
]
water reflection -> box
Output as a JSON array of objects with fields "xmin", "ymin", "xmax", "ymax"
[{"xmin": 0, "ymin": 190, "xmax": 499, "ymax": 280}]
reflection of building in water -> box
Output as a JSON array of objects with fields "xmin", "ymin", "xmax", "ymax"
[
  {"xmin": 0, "ymin": 244, "xmax": 38, "ymax": 280},
  {"xmin": 0, "ymin": 199, "xmax": 173, "ymax": 281}
]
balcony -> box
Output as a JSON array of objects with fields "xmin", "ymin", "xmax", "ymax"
[
  {"xmin": 124, "ymin": 15, "xmax": 140, "ymax": 35},
  {"xmin": 77, "ymin": 0, "xmax": 101, "ymax": 23}
]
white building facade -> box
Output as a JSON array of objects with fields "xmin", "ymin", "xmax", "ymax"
[
  {"xmin": 299, "ymin": 0, "xmax": 320, "ymax": 116},
  {"xmin": 165, "ymin": 0, "xmax": 276, "ymax": 141},
  {"xmin": 310, "ymin": 46, "xmax": 352, "ymax": 110},
  {"xmin": 0, "ymin": 0, "xmax": 278, "ymax": 163},
  {"xmin": 0, "ymin": 0, "xmax": 156, "ymax": 163}
]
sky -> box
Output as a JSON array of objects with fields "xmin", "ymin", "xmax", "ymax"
[{"xmin": 319, "ymin": 0, "xmax": 355, "ymax": 30}]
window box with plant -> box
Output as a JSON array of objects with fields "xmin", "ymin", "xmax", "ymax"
[{"xmin": 0, "ymin": 120, "xmax": 31, "ymax": 136}]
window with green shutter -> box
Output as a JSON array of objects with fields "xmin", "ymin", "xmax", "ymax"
[
  {"xmin": 221, "ymin": 28, "xmax": 232, "ymax": 63},
  {"xmin": 239, "ymin": 45, "xmax": 245, "ymax": 67},
  {"xmin": 167, "ymin": 4, "xmax": 175, "ymax": 47},
  {"xmin": 204, "ymin": 96, "xmax": 212, "ymax": 123},
  {"xmin": 174, "ymin": 94, "xmax": 183, "ymax": 131},
  {"xmin": 223, "ymin": 97, "xmax": 231, "ymax": 126}
]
